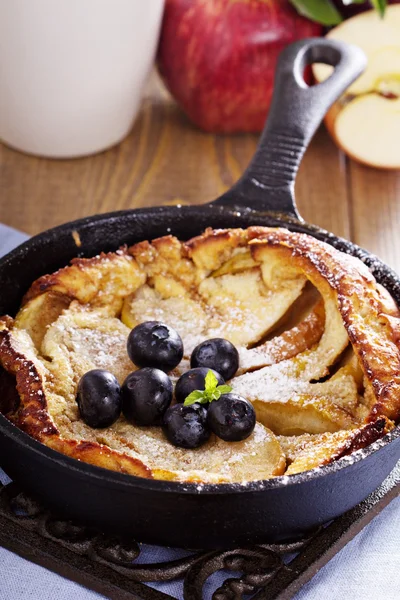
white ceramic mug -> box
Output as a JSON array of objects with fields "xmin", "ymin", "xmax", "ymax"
[{"xmin": 0, "ymin": 0, "xmax": 164, "ymax": 158}]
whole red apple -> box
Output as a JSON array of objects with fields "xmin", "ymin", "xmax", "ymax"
[{"xmin": 157, "ymin": 0, "xmax": 322, "ymax": 133}]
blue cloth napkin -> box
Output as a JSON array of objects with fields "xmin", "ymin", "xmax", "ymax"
[{"xmin": 0, "ymin": 223, "xmax": 399, "ymax": 600}]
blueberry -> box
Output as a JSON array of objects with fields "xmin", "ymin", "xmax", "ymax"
[
  {"xmin": 175, "ymin": 367, "xmax": 225, "ymax": 404},
  {"xmin": 162, "ymin": 403, "xmax": 210, "ymax": 449},
  {"xmin": 77, "ymin": 369, "xmax": 122, "ymax": 429},
  {"xmin": 127, "ymin": 321, "xmax": 183, "ymax": 371},
  {"xmin": 122, "ymin": 367, "xmax": 173, "ymax": 426},
  {"xmin": 190, "ymin": 338, "xmax": 239, "ymax": 380},
  {"xmin": 207, "ymin": 393, "xmax": 255, "ymax": 442}
]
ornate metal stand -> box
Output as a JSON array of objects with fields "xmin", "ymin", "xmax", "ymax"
[{"xmin": 1, "ymin": 463, "xmax": 399, "ymax": 600}]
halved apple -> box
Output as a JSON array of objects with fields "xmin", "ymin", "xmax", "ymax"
[{"xmin": 313, "ymin": 6, "xmax": 400, "ymax": 170}]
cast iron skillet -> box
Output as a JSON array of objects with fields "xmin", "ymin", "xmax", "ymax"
[{"xmin": 1, "ymin": 39, "xmax": 399, "ymax": 550}]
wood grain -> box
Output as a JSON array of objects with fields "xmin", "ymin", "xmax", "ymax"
[
  {"xmin": 0, "ymin": 72, "xmax": 396, "ymax": 272},
  {"xmin": 296, "ymin": 129, "xmax": 350, "ymax": 239},
  {"xmin": 349, "ymin": 161, "xmax": 400, "ymax": 273}
]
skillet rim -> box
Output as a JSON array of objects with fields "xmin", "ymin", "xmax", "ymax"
[{"xmin": 1, "ymin": 204, "xmax": 399, "ymax": 496}]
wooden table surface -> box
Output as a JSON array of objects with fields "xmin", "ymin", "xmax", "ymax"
[{"xmin": 1, "ymin": 74, "xmax": 400, "ymax": 272}]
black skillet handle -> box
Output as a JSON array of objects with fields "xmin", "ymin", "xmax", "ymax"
[{"xmin": 211, "ymin": 38, "xmax": 366, "ymax": 219}]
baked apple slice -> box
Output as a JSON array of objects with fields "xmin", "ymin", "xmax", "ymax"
[{"xmin": 279, "ymin": 417, "xmax": 392, "ymax": 475}]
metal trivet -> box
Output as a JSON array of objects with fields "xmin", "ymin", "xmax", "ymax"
[{"xmin": 1, "ymin": 464, "xmax": 399, "ymax": 600}]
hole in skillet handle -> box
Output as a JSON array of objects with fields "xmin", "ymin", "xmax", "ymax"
[{"xmin": 210, "ymin": 38, "xmax": 367, "ymax": 219}]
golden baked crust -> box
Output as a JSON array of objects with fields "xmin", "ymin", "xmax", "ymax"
[
  {"xmin": 278, "ymin": 417, "xmax": 390, "ymax": 475},
  {"xmin": 0, "ymin": 227, "xmax": 399, "ymax": 483}
]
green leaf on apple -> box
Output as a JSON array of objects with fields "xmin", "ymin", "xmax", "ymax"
[
  {"xmin": 344, "ymin": 0, "xmax": 387, "ymax": 17},
  {"xmin": 370, "ymin": 0, "xmax": 388, "ymax": 17},
  {"xmin": 290, "ymin": 0, "xmax": 388, "ymax": 24},
  {"xmin": 289, "ymin": 0, "xmax": 343, "ymax": 25},
  {"xmin": 341, "ymin": 0, "xmax": 368, "ymax": 5}
]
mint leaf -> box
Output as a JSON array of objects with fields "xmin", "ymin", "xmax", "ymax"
[
  {"xmin": 289, "ymin": 0, "xmax": 343, "ymax": 25},
  {"xmin": 205, "ymin": 369, "xmax": 218, "ymax": 392},
  {"xmin": 216, "ymin": 384, "xmax": 233, "ymax": 395},
  {"xmin": 184, "ymin": 390, "xmax": 206, "ymax": 406},
  {"xmin": 183, "ymin": 371, "xmax": 233, "ymax": 406},
  {"xmin": 370, "ymin": 0, "xmax": 387, "ymax": 17}
]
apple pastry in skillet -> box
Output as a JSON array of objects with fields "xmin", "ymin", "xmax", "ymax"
[{"xmin": 0, "ymin": 227, "xmax": 399, "ymax": 483}]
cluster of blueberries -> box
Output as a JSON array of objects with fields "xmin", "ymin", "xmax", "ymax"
[{"xmin": 76, "ymin": 321, "xmax": 256, "ymax": 449}]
